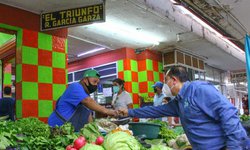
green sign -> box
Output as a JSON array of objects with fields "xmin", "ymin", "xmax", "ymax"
[{"xmin": 40, "ymin": 3, "xmax": 105, "ymax": 31}]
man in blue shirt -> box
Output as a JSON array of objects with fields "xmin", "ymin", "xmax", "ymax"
[
  {"xmin": 0, "ymin": 86, "xmax": 15, "ymax": 121},
  {"xmin": 48, "ymin": 69, "xmax": 117, "ymax": 131},
  {"xmin": 152, "ymin": 81, "xmax": 166, "ymax": 106},
  {"xmin": 119, "ymin": 66, "xmax": 250, "ymax": 150}
]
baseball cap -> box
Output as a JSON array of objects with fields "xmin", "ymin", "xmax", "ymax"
[
  {"xmin": 83, "ymin": 69, "xmax": 100, "ymax": 78},
  {"xmin": 152, "ymin": 81, "xmax": 163, "ymax": 89}
]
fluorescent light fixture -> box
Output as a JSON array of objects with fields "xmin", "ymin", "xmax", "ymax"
[
  {"xmin": 68, "ymin": 35, "xmax": 113, "ymax": 50},
  {"xmin": 175, "ymin": 5, "xmax": 243, "ymax": 52},
  {"xmin": 77, "ymin": 47, "xmax": 105, "ymax": 57},
  {"xmin": 85, "ymin": 19, "xmax": 161, "ymax": 46}
]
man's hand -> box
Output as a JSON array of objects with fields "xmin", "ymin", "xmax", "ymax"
[
  {"xmin": 82, "ymin": 97, "xmax": 118, "ymax": 117},
  {"xmin": 105, "ymin": 109, "xmax": 119, "ymax": 117},
  {"xmin": 118, "ymin": 108, "xmax": 129, "ymax": 117}
]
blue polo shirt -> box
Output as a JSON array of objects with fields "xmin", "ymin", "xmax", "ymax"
[
  {"xmin": 128, "ymin": 81, "xmax": 248, "ymax": 150},
  {"xmin": 48, "ymin": 82, "xmax": 89, "ymax": 127}
]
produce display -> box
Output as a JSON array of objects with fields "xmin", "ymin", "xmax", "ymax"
[
  {"xmin": 103, "ymin": 131, "xmax": 141, "ymax": 150},
  {"xmin": 149, "ymin": 145, "xmax": 173, "ymax": 150},
  {"xmin": 240, "ymin": 114, "xmax": 250, "ymax": 136},
  {"xmin": 95, "ymin": 119, "xmax": 117, "ymax": 133},
  {"xmin": 111, "ymin": 126, "xmax": 132, "ymax": 135},
  {"xmin": 79, "ymin": 122, "xmax": 102, "ymax": 143},
  {"xmin": 167, "ymin": 134, "xmax": 190, "ymax": 149},
  {"xmin": 148, "ymin": 119, "xmax": 178, "ymax": 143},
  {"xmin": 0, "ymin": 117, "xmax": 78, "ymax": 150},
  {"xmin": 80, "ymin": 143, "xmax": 104, "ymax": 150},
  {"xmin": 240, "ymin": 114, "xmax": 250, "ymax": 121},
  {"xmin": 65, "ymin": 135, "xmax": 104, "ymax": 150},
  {"xmin": 144, "ymin": 139, "xmax": 171, "ymax": 150},
  {"xmin": 0, "ymin": 118, "xmax": 191, "ymax": 150}
]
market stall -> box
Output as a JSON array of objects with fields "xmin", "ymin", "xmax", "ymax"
[{"xmin": 0, "ymin": 117, "xmax": 191, "ymax": 150}]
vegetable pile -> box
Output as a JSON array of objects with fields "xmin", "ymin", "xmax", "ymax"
[
  {"xmin": 148, "ymin": 120, "xmax": 178, "ymax": 143},
  {"xmin": 240, "ymin": 114, "xmax": 250, "ymax": 121},
  {"xmin": 144, "ymin": 139, "xmax": 172, "ymax": 150},
  {"xmin": 0, "ymin": 117, "xmax": 191, "ymax": 150},
  {"xmin": 80, "ymin": 122, "xmax": 102, "ymax": 142},
  {"xmin": 147, "ymin": 119, "xmax": 191, "ymax": 149},
  {"xmin": 80, "ymin": 143, "xmax": 104, "ymax": 150},
  {"xmin": 103, "ymin": 131, "xmax": 141, "ymax": 150},
  {"xmin": 96, "ymin": 119, "xmax": 117, "ymax": 133},
  {"xmin": 0, "ymin": 118, "xmax": 78, "ymax": 150},
  {"xmin": 167, "ymin": 134, "xmax": 190, "ymax": 149},
  {"xmin": 66, "ymin": 135, "xmax": 104, "ymax": 150}
]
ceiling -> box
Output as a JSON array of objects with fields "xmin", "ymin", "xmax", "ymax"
[
  {"xmin": 0, "ymin": 0, "xmax": 249, "ymax": 71},
  {"xmin": 205, "ymin": 0, "xmax": 250, "ymax": 40}
]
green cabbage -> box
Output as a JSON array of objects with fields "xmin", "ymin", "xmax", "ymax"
[
  {"xmin": 149, "ymin": 145, "xmax": 173, "ymax": 150},
  {"xmin": 103, "ymin": 131, "xmax": 140, "ymax": 150},
  {"xmin": 80, "ymin": 143, "xmax": 104, "ymax": 150}
]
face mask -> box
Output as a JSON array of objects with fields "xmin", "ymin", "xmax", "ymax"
[
  {"xmin": 86, "ymin": 79, "xmax": 97, "ymax": 94},
  {"xmin": 154, "ymin": 88, "xmax": 157, "ymax": 93},
  {"xmin": 113, "ymin": 86, "xmax": 120, "ymax": 94},
  {"xmin": 162, "ymin": 83, "xmax": 173, "ymax": 97}
]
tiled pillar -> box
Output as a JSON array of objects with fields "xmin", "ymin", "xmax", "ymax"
[
  {"xmin": 117, "ymin": 49, "xmax": 163, "ymax": 107},
  {"xmin": 14, "ymin": 28, "xmax": 67, "ymax": 122},
  {"xmin": 0, "ymin": 60, "xmax": 2, "ymax": 98},
  {"xmin": 138, "ymin": 53, "xmax": 164, "ymax": 103},
  {"xmin": 117, "ymin": 58, "xmax": 139, "ymax": 108}
]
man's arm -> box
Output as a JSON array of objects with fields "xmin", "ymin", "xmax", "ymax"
[
  {"xmin": 82, "ymin": 97, "xmax": 117, "ymax": 116},
  {"xmin": 127, "ymin": 103, "xmax": 133, "ymax": 109},
  {"xmin": 127, "ymin": 100, "xmax": 179, "ymax": 118},
  {"xmin": 125, "ymin": 93, "xmax": 133, "ymax": 109},
  {"xmin": 194, "ymin": 84, "xmax": 247, "ymax": 149}
]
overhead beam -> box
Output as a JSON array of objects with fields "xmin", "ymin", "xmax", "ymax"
[{"xmin": 0, "ymin": 38, "xmax": 16, "ymax": 60}]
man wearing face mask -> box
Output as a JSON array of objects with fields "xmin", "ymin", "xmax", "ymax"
[
  {"xmin": 48, "ymin": 69, "xmax": 117, "ymax": 131},
  {"xmin": 118, "ymin": 66, "xmax": 250, "ymax": 150},
  {"xmin": 112, "ymin": 78, "xmax": 133, "ymax": 110},
  {"xmin": 152, "ymin": 81, "xmax": 166, "ymax": 106}
]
